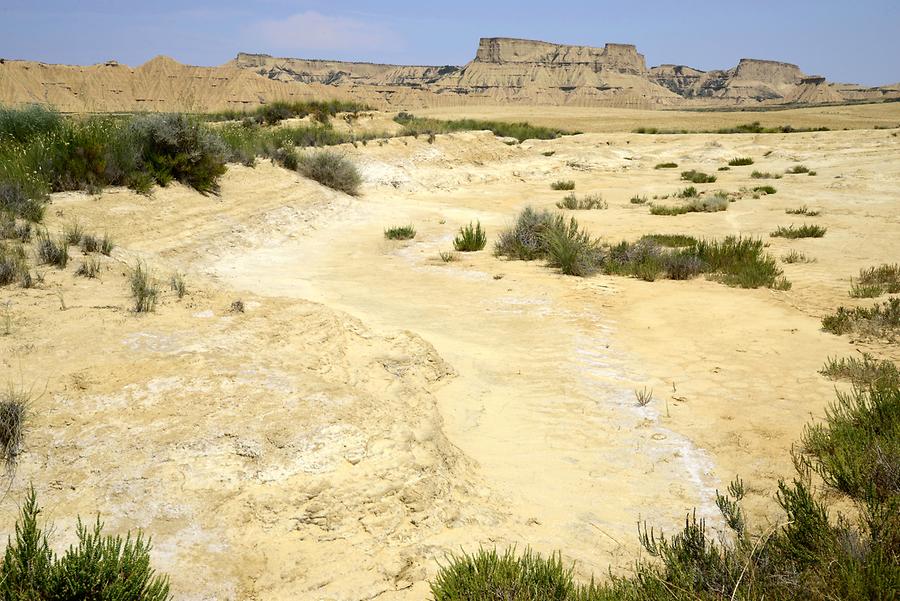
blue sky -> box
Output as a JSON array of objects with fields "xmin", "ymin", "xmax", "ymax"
[{"xmin": 1, "ymin": 0, "xmax": 898, "ymax": 85}]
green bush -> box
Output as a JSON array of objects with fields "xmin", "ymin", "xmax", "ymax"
[
  {"xmin": 786, "ymin": 164, "xmax": 811, "ymax": 174},
  {"xmin": 727, "ymin": 157, "xmax": 754, "ymax": 166},
  {"xmin": 822, "ymin": 297, "xmax": 900, "ymax": 339},
  {"xmin": 751, "ymin": 170, "xmax": 782, "ymax": 179},
  {"xmin": 653, "ymin": 162, "xmax": 677, "ymax": 169},
  {"xmin": 384, "ymin": 225, "xmax": 416, "ymax": 240},
  {"xmin": 753, "ymin": 185, "xmax": 777, "ymax": 195},
  {"xmin": 785, "ymin": 205, "xmax": 820, "ymax": 216},
  {"xmin": 0, "ymin": 488, "xmax": 170, "ymax": 600},
  {"xmin": 296, "ymin": 150, "xmax": 362, "ymax": 195},
  {"xmin": 551, "ymin": 180, "xmax": 576, "ymax": 191},
  {"xmin": 771, "ymin": 224, "xmax": 827, "ymax": 238},
  {"xmin": 629, "ymin": 195, "xmax": 647, "ymax": 204},
  {"xmin": 820, "ymin": 354, "xmax": 899, "ymax": 387},
  {"xmin": 556, "ymin": 193, "xmax": 606, "ymax": 210},
  {"xmin": 641, "ymin": 234, "xmax": 698, "ymax": 247},
  {"xmin": 453, "ymin": 221, "xmax": 487, "ymax": 251},
  {"xmin": 494, "ymin": 207, "xmax": 557, "ymax": 260},
  {"xmin": 204, "ymin": 100, "xmax": 367, "ymax": 125},
  {"xmin": 677, "ymin": 186, "xmax": 698, "ymax": 198},
  {"xmin": 544, "ymin": 217, "xmax": 602, "ymax": 276},
  {"xmin": 849, "ymin": 264, "xmax": 900, "ymax": 298},
  {"xmin": 680, "ymin": 170, "xmax": 717, "ymax": 184},
  {"xmin": 649, "ymin": 193, "xmax": 728, "ymax": 215}
]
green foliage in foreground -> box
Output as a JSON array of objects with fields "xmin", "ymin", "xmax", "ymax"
[
  {"xmin": 453, "ymin": 221, "xmax": 487, "ymax": 252},
  {"xmin": 384, "ymin": 225, "xmax": 416, "ymax": 240},
  {"xmin": 727, "ymin": 156, "xmax": 754, "ymax": 166},
  {"xmin": 822, "ymin": 296, "xmax": 900, "ymax": 339},
  {"xmin": 556, "ymin": 193, "xmax": 606, "ymax": 210},
  {"xmin": 0, "ymin": 488, "xmax": 171, "ymax": 600},
  {"xmin": 203, "ymin": 100, "xmax": 368, "ymax": 125},
  {"xmin": 849, "ymin": 263, "xmax": 900, "ymax": 298},
  {"xmin": 432, "ymin": 366, "xmax": 900, "ymax": 600},
  {"xmin": 770, "ymin": 224, "xmax": 826, "ymax": 238},
  {"xmin": 294, "ymin": 150, "xmax": 362, "ymax": 196},
  {"xmin": 394, "ymin": 113, "xmax": 571, "ymax": 142}
]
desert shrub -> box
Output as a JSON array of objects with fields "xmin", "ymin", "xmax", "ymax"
[
  {"xmin": 205, "ymin": 100, "xmax": 367, "ymax": 125},
  {"xmin": 0, "ymin": 384, "xmax": 28, "ymax": 470},
  {"xmin": 785, "ymin": 205, "xmax": 820, "ymax": 216},
  {"xmin": 36, "ymin": 231, "xmax": 68, "ymax": 268},
  {"xmin": 753, "ymin": 185, "xmax": 777, "ymax": 195},
  {"xmin": 170, "ymin": 272, "xmax": 186, "ymax": 299},
  {"xmin": 629, "ymin": 195, "xmax": 647, "ymax": 204},
  {"xmin": 63, "ymin": 221, "xmax": 83, "ymax": 246},
  {"xmin": 680, "ymin": 170, "xmax": 716, "ymax": 184},
  {"xmin": 641, "ymin": 234, "xmax": 698, "ymax": 247},
  {"xmin": 786, "ymin": 164, "xmax": 811, "ymax": 174},
  {"xmin": 542, "ymin": 151, "xmax": 556, "ymax": 157},
  {"xmin": 650, "ymin": 193, "xmax": 728, "ymax": 215},
  {"xmin": 130, "ymin": 262, "xmax": 158, "ymax": 313},
  {"xmin": 494, "ymin": 207, "xmax": 557, "ymax": 260},
  {"xmin": 296, "ymin": 150, "xmax": 362, "ymax": 195},
  {"xmin": 0, "ymin": 488, "xmax": 170, "ymax": 600},
  {"xmin": 664, "ymin": 251, "xmax": 704, "ymax": 280},
  {"xmin": 654, "ymin": 162, "xmax": 677, "ymax": 169},
  {"xmin": 551, "ymin": 180, "xmax": 575, "ymax": 191},
  {"xmin": 822, "ymin": 297, "xmax": 900, "ymax": 339},
  {"xmin": 782, "ymin": 249, "xmax": 816, "ymax": 263},
  {"xmin": 849, "ymin": 264, "xmax": 900, "ymax": 298},
  {"xmin": 696, "ymin": 236, "xmax": 783, "ymax": 288},
  {"xmin": 99, "ymin": 233, "xmax": 114, "ymax": 256},
  {"xmin": 439, "ymin": 251, "xmax": 458, "ymax": 263},
  {"xmin": 718, "ymin": 166, "xmax": 730, "ymax": 171},
  {"xmin": 727, "ymin": 156, "xmax": 754, "ymax": 166},
  {"xmin": 394, "ymin": 114, "xmax": 568, "ymax": 142},
  {"xmin": 820, "ymin": 354, "xmax": 900, "ymax": 387},
  {"xmin": 751, "ymin": 170, "xmax": 782, "ymax": 179},
  {"xmin": 556, "ymin": 193, "xmax": 606, "ymax": 210},
  {"xmin": 75, "ymin": 257, "xmax": 101, "ymax": 279},
  {"xmin": 384, "ymin": 225, "xmax": 416, "ymax": 240},
  {"xmin": 604, "ymin": 239, "xmax": 667, "ymax": 282},
  {"xmin": 0, "ymin": 105, "xmax": 64, "ymax": 143},
  {"xmin": 544, "ymin": 217, "xmax": 603, "ymax": 276},
  {"xmin": 771, "ymin": 224, "xmax": 827, "ymax": 238},
  {"xmin": 0, "ymin": 243, "xmax": 28, "ymax": 286},
  {"xmin": 677, "ymin": 186, "xmax": 698, "ymax": 198},
  {"xmin": 454, "ymin": 221, "xmax": 487, "ymax": 252}
]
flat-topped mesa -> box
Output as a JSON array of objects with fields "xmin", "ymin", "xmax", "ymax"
[
  {"xmin": 473, "ymin": 37, "xmax": 647, "ymax": 74},
  {"xmin": 732, "ymin": 58, "xmax": 808, "ymax": 85}
]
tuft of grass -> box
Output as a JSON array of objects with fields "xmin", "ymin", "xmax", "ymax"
[
  {"xmin": 439, "ymin": 251, "xmax": 458, "ymax": 263},
  {"xmin": 782, "ymin": 249, "xmax": 816, "ymax": 264},
  {"xmin": 36, "ymin": 231, "xmax": 68, "ymax": 268},
  {"xmin": 230, "ymin": 300, "xmax": 245, "ymax": 313},
  {"xmin": 0, "ymin": 243, "xmax": 29, "ymax": 286},
  {"xmin": 650, "ymin": 193, "xmax": 728, "ymax": 215},
  {"xmin": 129, "ymin": 261, "xmax": 158, "ymax": 313},
  {"xmin": 820, "ymin": 354, "xmax": 899, "ymax": 387},
  {"xmin": 296, "ymin": 150, "xmax": 362, "ymax": 196},
  {"xmin": 753, "ymin": 185, "xmax": 777, "ymax": 195},
  {"xmin": 629, "ymin": 194, "xmax": 648, "ymax": 204},
  {"xmin": 64, "ymin": 221, "xmax": 84, "ymax": 246},
  {"xmin": 384, "ymin": 225, "xmax": 416, "ymax": 240},
  {"xmin": 770, "ymin": 224, "xmax": 827, "ymax": 238},
  {"xmin": 541, "ymin": 150, "xmax": 555, "ymax": 157},
  {"xmin": 677, "ymin": 186, "xmax": 698, "ymax": 198},
  {"xmin": 494, "ymin": 207, "xmax": 557, "ymax": 261},
  {"xmin": 453, "ymin": 221, "xmax": 487, "ymax": 252},
  {"xmin": 822, "ymin": 296, "xmax": 900, "ymax": 339},
  {"xmin": 550, "ymin": 180, "xmax": 575, "ymax": 191},
  {"xmin": 494, "ymin": 208, "xmax": 601, "ymax": 277},
  {"xmin": 680, "ymin": 170, "xmax": 716, "ymax": 184},
  {"xmin": 641, "ymin": 234, "xmax": 698, "ymax": 248},
  {"xmin": 75, "ymin": 257, "xmax": 101, "ymax": 279},
  {"xmin": 786, "ymin": 164, "xmax": 811, "ymax": 174},
  {"xmin": 170, "ymin": 272, "xmax": 186, "ymax": 299},
  {"xmin": 99, "ymin": 233, "xmax": 114, "ymax": 256},
  {"xmin": 751, "ymin": 170, "xmax": 782, "ymax": 179},
  {"xmin": 785, "ymin": 205, "xmax": 820, "ymax": 216},
  {"xmin": 556, "ymin": 193, "xmax": 607, "ymax": 210},
  {"xmin": 849, "ymin": 264, "xmax": 900, "ymax": 298},
  {"xmin": 0, "ymin": 384, "xmax": 29, "ymax": 470},
  {"xmin": 727, "ymin": 157, "xmax": 754, "ymax": 166},
  {"xmin": 654, "ymin": 162, "xmax": 677, "ymax": 169},
  {"xmin": 634, "ymin": 387, "xmax": 653, "ymax": 407}
]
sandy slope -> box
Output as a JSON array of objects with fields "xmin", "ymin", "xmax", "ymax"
[{"xmin": 1, "ymin": 122, "xmax": 898, "ymax": 600}]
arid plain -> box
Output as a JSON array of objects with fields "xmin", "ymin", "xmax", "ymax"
[{"xmin": 1, "ymin": 100, "xmax": 898, "ymax": 599}]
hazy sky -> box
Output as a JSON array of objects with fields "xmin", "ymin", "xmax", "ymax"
[{"xmin": 2, "ymin": 0, "xmax": 898, "ymax": 85}]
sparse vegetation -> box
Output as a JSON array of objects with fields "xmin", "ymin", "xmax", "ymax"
[
  {"xmin": 384, "ymin": 225, "xmax": 416, "ymax": 240},
  {"xmin": 786, "ymin": 164, "xmax": 812, "ymax": 174},
  {"xmin": 170, "ymin": 272, "xmax": 187, "ymax": 299},
  {"xmin": 0, "ymin": 243, "xmax": 29, "ymax": 286},
  {"xmin": 753, "ymin": 185, "xmax": 777, "ymax": 195},
  {"xmin": 439, "ymin": 251, "xmax": 458, "ymax": 263},
  {"xmin": 677, "ymin": 185, "xmax": 698, "ymax": 198},
  {"xmin": 680, "ymin": 170, "xmax": 716, "ymax": 184},
  {"xmin": 770, "ymin": 224, "xmax": 827, "ymax": 238},
  {"xmin": 551, "ymin": 180, "xmax": 575, "ymax": 191},
  {"xmin": 782, "ymin": 249, "xmax": 816, "ymax": 264},
  {"xmin": 649, "ymin": 193, "xmax": 728, "ymax": 215},
  {"xmin": 785, "ymin": 205, "xmax": 820, "ymax": 216},
  {"xmin": 629, "ymin": 194, "xmax": 647, "ymax": 205},
  {"xmin": 453, "ymin": 221, "xmax": 487, "ymax": 252},
  {"xmin": 541, "ymin": 150, "xmax": 556, "ymax": 157},
  {"xmin": 494, "ymin": 208, "xmax": 601, "ymax": 277},
  {"xmin": 205, "ymin": 100, "xmax": 367, "ymax": 126},
  {"xmin": 0, "ymin": 384, "xmax": 29, "ymax": 470},
  {"xmin": 848, "ymin": 264, "xmax": 900, "ymax": 298},
  {"xmin": 556, "ymin": 193, "xmax": 607, "ymax": 210},
  {"xmin": 751, "ymin": 170, "xmax": 782, "ymax": 179},
  {"xmin": 0, "ymin": 487, "xmax": 171, "ymax": 600},
  {"xmin": 641, "ymin": 234, "xmax": 698, "ymax": 248},
  {"xmin": 634, "ymin": 387, "xmax": 653, "ymax": 407},
  {"xmin": 75, "ymin": 257, "xmax": 101, "ymax": 279},
  {"xmin": 727, "ymin": 157, "xmax": 754, "ymax": 166},
  {"xmin": 394, "ymin": 113, "xmax": 570, "ymax": 142},
  {"xmin": 633, "ymin": 122, "xmax": 831, "ymax": 135},
  {"xmin": 822, "ymin": 296, "xmax": 900, "ymax": 339},
  {"xmin": 36, "ymin": 230, "xmax": 68, "ymax": 268},
  {"xmin": 653, "ymin": 162, "xmax": 677, "ymax": 169},
  {"xmin": 295, "ymin": 150, "xmax": 362, "ymax": 195},
  {"xmin": 820, "ymin": 353, "xmax": 899, "ymax": 387},
  {"xmin": 130, "ymin": 261, "xmax": 158, "ymax": 313},
  {"xmin": 63, "ymin": 221, "xmax": 83, "ymax": 245}
]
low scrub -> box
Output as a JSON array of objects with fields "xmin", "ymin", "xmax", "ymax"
[
  {"xmin": 771, "ymin": 224, "xmax": 827, "ymax": 238},
  {"xmin": 384, "ymin": 225, "xmax": 416, "ymax": 240},
  {"xmin": 649, "ymin": 193, "xmax": 728, "ymax": 215},
  {"xmin": 782, "ymin": 249, "xmax": 816, "ymax": 264},
  {"xmin": 75, "ymin": 257, "xmax": 101, "ymax": 279},
  {"xmin": 0, "ymin": 488, "xmax": 170, "ymax": 600},
  {"xmin": 820, "ymin": 353, "xmax": 899, "ymax": 387},
  {"xmin": 628, "ymin": 194, "xmax": 647, "ymax": 204},
  {"xmin": 453, "ymin": 221, "xmax": 487, "ymax": 252},
  {"xmin": 550, "ymin": 180, "xmax": 575, "ymax": 191},
  {"xmin": 0, "ymin": 243, "xmax": 29, "ymax": 286},
  {"xmin": 494, "ymin": 208, "xmax": 601, "ymax": 276},
  {"xmin": 786, "ymin": 164, "xmax": 814, "ymax": 175},
  {"xmin": 753, "ymin": 185, "xmax": 777, "ymax": 195},
  {"xmin": 822, "ymin": 296, "xmax": 900, "ymax": 339},
  {"xmin": 0, "ymin": 384, "xmax": 29, "ymax": 470},
  {"xmin": 296, "ymin": 150, "xmax": 362, "ymax": 195},
  {"xmin": 751, "ymin": 170, "xmax": 782, "ymax": 179},
  {"xmin": 677, "ymin": 185, "xmax": 698, "ymax": 198},
  {"xmin": 556, "ymin": 193, "xmax": 606, "ymax": 210},
  {"xmin": 727, "ymin": 156, "xmax": 754, "ymax": 166},
  {"xmin": 680, "ymin": 170, "xmax": 716, "ymax": 184},
  {"xmin": 849, "ymin": 263, "xmax": 900, "ymax": 298},
  {"xmin": 130, "ymin": 261, "xmax": 159, "ymax": 313},
  {"xmin": 785, "ymin": 205, "xmax": 820, "ymax": 216},
  {"xmin": 205, "ymin": 99, "xmax": 367, "ymax": 126},
  {"xmin": 394, "ymin": 113, "xmax": 569, "ymax": 142},
  {"xmin": 36, "ymin": 231, "xmax": 68, "ymax": 268},
  {"xmin": 653, "ymin": 162, "xmax": 677, "ymax": 169},
  {"xmin": 641, "ymin": 234, "xmax": 698, "ymax": 247}
]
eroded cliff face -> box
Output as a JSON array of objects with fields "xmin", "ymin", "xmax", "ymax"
[{"xmin": 2, "ymin": 37, "xmax": 898, "ymax": 112}]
